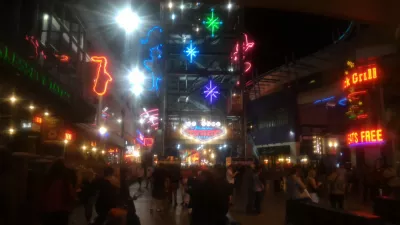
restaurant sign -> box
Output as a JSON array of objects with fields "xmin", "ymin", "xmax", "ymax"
[
  {"xmin": 180, "ymin": 120, "xmax": 227, "ymax": 144},
  {"xmin": 0, "ymin": 44, "xmax": 71, "ymax": 101},
  {"xmin": 343, "ymin": 66, "xmax": 378, "ymax": 89},
  {"xmin": 347, "ymin": 128, "xmax": 384, "ymax": 147}
]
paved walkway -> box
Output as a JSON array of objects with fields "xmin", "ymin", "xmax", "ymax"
[{"xmin": 69, "ymin": 182, "xmax": 372, "ymax": 225}]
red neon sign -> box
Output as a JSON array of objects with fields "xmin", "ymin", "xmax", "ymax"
[
  {"xmin": 65, "ymin": 131, "xmax": 73, "ymax": 141},
  {"xmin": 33, "ymin": 116, "xmax": 42, "ymax": 124},
  {"xmin": 26, "ymin": 35, "xmax": 47, "ymax": 59},
  {"xmin": 91, "ymin": 56, "xmax": 113, "ymax": 96},
  {"xmin": 231, "ymin": 33, "xmax": 254, "ymax": 74},
  {"xmin": 144, "ymin": 138, "xmax": 154, "ymax": 147},
  {"xmin": 347, "ymin": 128, "xmax": 384, "ymax": 147},
  {"xmin": 343, "ymin": 66, "xmax": 378, "ymax": 89},
  {"xmin": 55, "ymin": 54, "xmax": 69, "ymax": 62}
]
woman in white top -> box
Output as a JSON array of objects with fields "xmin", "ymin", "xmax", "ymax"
[{"xmin": 226, "ymin": 165, "xmax": 238, "ymax": 204}]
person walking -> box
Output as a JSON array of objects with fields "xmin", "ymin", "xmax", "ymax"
[
  {"xmin": 93, "ymin": 167, "xmax": 119, "ymax": 225},
  {"xmin": 136, "ymin": 165, "xmax": 145, "ymax": 191},
  {"xmin": 226, "ymin": 165, "xmax": 238, "ymax": 205},
  {"xmin": 327, "ymin": 166, "xmax": 346, "ymax": 209},
  {"xmin": 253, "ymin": 167, "xmax": 264, "ymax": 214},
  {"xmin": 306, "ymin": 169, "xmax": 321, "ymax": 203},
  {"xmin": 41, "ymin": 159, "xmax": 75, "ymax": 225}
]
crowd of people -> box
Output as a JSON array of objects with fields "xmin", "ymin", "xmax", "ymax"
[{"xmin": 3, "ymin": 154, "xmax": 400, "ymax": 225}]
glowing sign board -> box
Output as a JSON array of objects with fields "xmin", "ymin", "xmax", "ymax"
[
  {"xmin": 347, "ymin": 128, "xmax": 384, "ymax": 147},
  {"xmin": 343, "ymin": 66, "xmax": 378, "ymax": 89},
  {"xmin": 180, "ymin": 121, "xmax": 226, "ymax": 144},
  {"xmin": 136, "ymin": 130, "xmax": 145, "ymax": 145}
]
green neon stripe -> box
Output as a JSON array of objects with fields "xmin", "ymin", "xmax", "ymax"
[{"xmin": 0, "ymin": 44, "xmax": 71, "ymax": 101}]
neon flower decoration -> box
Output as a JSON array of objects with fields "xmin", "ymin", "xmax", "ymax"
[
  {"xmin": 143, "ymin": 44, "xmax": 163, "ymax": 91},
  {"xmin": 203, "ymin": 80, "xmax": 220, "ymax": 103},
  {"xmin": 180, "ymin": 120, "xmax": 226, "ymax": 144},
  {"xmin": 25, "ymin": 35, "xmax": 47, "ymax": 59},
  {"xmin": 347, "ymin": 128, "xmax": 384, "ymax": 147},
  {"xmin": 140, "ymin": 108, "xmax": 159, "ymax": 128},
  {"xmin": 184, "ymin": 40, "xmax": 199, "ymax": 63},
  {"xmin": 91, "ymin": 56, "xmax": 113, "ymax": 96},
  {"xmin": 203, "ymin": 8, "xmax": 223, "ymax": 37},
  {"xmin": 231, "ymin": 33, "xmax": 255, "ymax": 73}
]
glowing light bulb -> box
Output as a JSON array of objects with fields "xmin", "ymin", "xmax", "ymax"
[{"xmin": 168, "ymin": 2, "xmax": 173, "ymax": 8}]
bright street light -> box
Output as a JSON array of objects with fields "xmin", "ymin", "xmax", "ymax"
[
  {"xmin": 116, "ymin": 8, "xmax": 141, "ymax": 33},
  {"xmin": 168, "ymin": 2, "xmax": 173, "ymax": 8},
  {"xmin": 92, "ymin": 147, "xmax": 97, "ymax": 152},
  {"xmin": 44, "ymin": 111, "xmax": 49, "ymax": 116},
  {"xmin": 9, "ymin": 96, "xmax": 17, "ymax": 104},
  {"xmin": 29, "ymin": 104, "xmax": 35, "ymax": 110},
  {"xmin": 81, "ymin": 145, "xmax": 87, "ymax": 150},
  {"xmin": 64, "ymin": 139, "xmax": 69, "ymax": 144},
  {"xmin": 117, "ymin": 118, "xmax": 122, "ymax": 123},
  {"xmin": 99, "ymin": 126, "xmax": 107, "ymax": 135},
  {"xmin": 8, "ymin": 128, "xmax": 15, "ymax": 135},
  {"xmin": 128, "ymin": 68, "xmax": 145, "ymax": 96}
]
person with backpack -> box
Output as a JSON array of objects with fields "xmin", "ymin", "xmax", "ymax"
[{"xmin": 327, "ymin": 166, "xmax": 346, "ymax": 209}]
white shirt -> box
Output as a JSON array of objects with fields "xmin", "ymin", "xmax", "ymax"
[{"xmin": 226, "ymin": 168, "xmax": 235, "ymax": 184}]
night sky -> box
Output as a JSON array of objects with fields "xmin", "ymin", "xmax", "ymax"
[{"xmin": 244, "ymin": 8, "xmax": 349, "ymax": 73}]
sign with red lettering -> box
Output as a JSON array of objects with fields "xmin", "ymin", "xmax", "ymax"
[
  {"xmin": 347, "ymin": 128, "xmax": 385, "ymax": 147},
  {"xmin": 343, "ymin": 66, "xmax": 378, "ymax": 89},
  {"xmin": 181, "ymin": 125, "xmax": 226, "ymax": 143}
]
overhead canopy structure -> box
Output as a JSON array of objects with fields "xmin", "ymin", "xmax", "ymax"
[{"xmin": 229, "ymin": 0, "xmax": 400, "ymax": 23}]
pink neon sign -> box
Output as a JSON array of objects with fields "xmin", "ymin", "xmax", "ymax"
[
  {"xmin": 140, "ymin": 108, "xmax": 159, "ymax": 128},
  {"xmin": 231, "ymin": 33, "xmax": 254, "ymax": 74}
]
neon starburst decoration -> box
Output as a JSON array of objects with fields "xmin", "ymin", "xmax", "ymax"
[
  {"xmin": 203, "ymin": 8, "xmax": 223, "ymax": 37},
  {"xmin": 203, "ymin": 80, "xmax": 220, "ymax": 103},
  {"xmin": 184, "ymin": 40, "xmax": 199, "ymax": 63}
]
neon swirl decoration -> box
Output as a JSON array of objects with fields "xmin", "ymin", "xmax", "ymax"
[
  {"xmin": 184, "ymin": 40, "xmax": 199, "ymax": 63},
  {"xmin": 203, "ymin": 8, "xmax": 223, "ymax": 37},
  {"xmin": 231, "ymin": 33, "xmax": 254, "ymax": 73},
  {"xmin": 143, "ymin": 45, "xmax": 163, "ymax": 91},
  {"xmin": 90, "ymin": 56, "xmax": 113, "ymax": 96},
  {"xmin": 55, "ymin": 54, "xmax": 69, "ymax": 62},
  {"xmin": 203, "ymin": 80, "xmax": 220, "ymax": 103}
]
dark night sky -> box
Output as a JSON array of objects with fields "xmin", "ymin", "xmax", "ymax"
[{"xmin": 244, "ymin": 8, "xmax": 349, "ymax": 73}]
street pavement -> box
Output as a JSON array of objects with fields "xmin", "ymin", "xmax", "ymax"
[{"xmin": 69, "ymin": 182, "xmax": 372, "ymax": 225}]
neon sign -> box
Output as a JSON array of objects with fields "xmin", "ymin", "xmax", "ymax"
[
  {"xmin": 343, "ymin": 66, "xmax": 378, "ymax": 89},
  {"xmin": 231, "ymin": 33, "xmax": 254, "ymax": 74},
  {"xmin": 144, "ymin": 138, "xmax": 154, "ymax": 147},
  {"xmin": 314, "ymin": 96, "xmax": 335, "ymax": 104},
  {"xmin": 33, "ymin": 116, "xmax": 42, "ymax": 124},
  {"xmin": 64, "ymin": 131, "xmax": 73, "ymax": 141},
  {"xmin": 0, "ymin": 44, "xmax": 71, "ymax": 101},
  {"xmin": 347, "ymin": 128, "xmax": 384, "ymax": 147},
  {"xmin": 180, "ymin": 120, "xmax": 226, "ymax": 144},
  {"xmin": 203, "ymin": 8, "xmax": 223, "ymax": 37},
  {"xmin": 91, "ymin": 56, "xmax": 113, "ymax": 96},
  {"xmin": 55, "ymin": 54, "xmax": 69, "ymax": 62},
  {"xmin": 136, "ymin": 130, "xmax": 145, "ymax": 145},
  {"xmin": 203, "ymin": 80, "xmax": 220, "ymax": 103},
  {"xmin": 25, "ymin": 35, "xmax": 47, "ymax": 59},
  {"xmin": 184, "ymin": 40, "xmax": 199, "ymax": 63},
  {"xmin": 139, "ymin": 108, "xmax": 159, "ymax": 128},
  {"xmin": 143, "ymin": 44, "xmax": 162, "ymax": 91}
]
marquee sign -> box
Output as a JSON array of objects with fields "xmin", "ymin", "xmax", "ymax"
[
  {"xmin": 343, "ymin": 66, "xmax": 378, "ymax": 89},
  {"xmin": 347, "ymin": 128, "xmax": 384, "ymax": 147},
  {"xmin": 180, "ymin": 120, "xmax": 226, "ymax": 144}
]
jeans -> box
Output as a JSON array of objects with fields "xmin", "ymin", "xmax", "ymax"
[{"xmin": 329, "ymin": 194, "xmax": 344, "ymax": 209}]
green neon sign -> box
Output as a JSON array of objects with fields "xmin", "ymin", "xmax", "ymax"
[
  {"xmin": 203, "ymin": 8, "xmax": 223, "ymax": 37},
  {"xmin": 0, "ymin": 44, "xmax": 71, "ymax": 101}
]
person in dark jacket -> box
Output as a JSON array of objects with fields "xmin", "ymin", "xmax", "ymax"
[
  {"xmin": 190, "ymin": 170, "xmax": 230, "ymax": 225},
  {"xmin": 93, "ymin": 167, "xmax": 119, "ymax": 225}
]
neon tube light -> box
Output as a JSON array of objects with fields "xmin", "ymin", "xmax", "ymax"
[
  {"xmin": 347, "ymin": 128, "xmax": 384, "ymax": 147},
  {"xmin": 91, "ymin": 56, "xmax": 113, "ymax": 96},
  {"xmin": 203, "ymin": 8, "xmax": 223, "ymax": 37}
]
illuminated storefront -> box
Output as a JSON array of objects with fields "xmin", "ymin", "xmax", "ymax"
[{"xmin": 342, "ymin": 61, "xmax": 386, "ymax": 166}]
